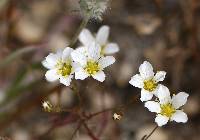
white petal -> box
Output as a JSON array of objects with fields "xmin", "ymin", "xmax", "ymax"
[
  {"xmin": 172, "ymin": 92, "xmax": 189, "ymax": 109},
  {"xmin": 129, "ymin": 74, "xmax": 144, "ymax": 88},
  {"xmin": 59, "ymin": 75, "xmax": 73, "ymax": 86},
  {"xmin": 45, "ymin": 53, "xmax": 61, "ymax": 67},
  {"xmin": 98, "ymin": 56, "xmax": 115, "ymax": 69},
  {"xmin": 88, "ymin": 42, "xmax": 101, "ymax": 60},
  {"xmin": 171, "ymin": 110, "xmax": 188, "ymax": 123},
  {"xmin": 155, "ymin": 114, "xmax": 169, "ymax": 126},
  {"xmin": 139, "ymin": 61, "xmax": 154, "ymax": 79},
  {"xmin": 76, "ymin": 46, "xmax": 88, "ymax": 56},
  {"xmin": 45, "ymin": 69, "xmax": 59, "ymax": 82},
  {"xmin": 78, "ymin": 29, "xmax": 94, "ymax": 46},
  {"xmin": 71, "ymin": 62, "xmax": 80, "ymax": 73},
  {"xmin": 62, "ymin": 47, "xmax": 74, "ymax": 61},
  {"xmin": 151, "ymin": 84, "xmax": 161, "ymax": 97},
  {"xmin": 103, "ymin": 43, "xmax": 119, "ymax": 55},
  {"xmin": 145, "ymin": 101, "xmax": 161, "ymax": 113},
  {"xmin": 75, "ymin": 68, "xmax": 89, "ymax": 80},
  {"xmin": 71, "ymin": 49, "xmax": 87, "ymax": 66},
  {"xmin": 92, "ymin": 71, "xmax": 105, "ymax": 82},
  {"xmin": 55, "ymin": 49, "xmax": 63, "ymax": 57},
  {"xmin": 156, "ymin": 85, "xmax": 171, "ymax": 104},
  {"xmin": 96, "ymin": 25, "xmax": 110, "ymax": 45},
  {"xmin": 154, "ymin": 71, "xmax": 166, "ymax": 82},
  {"xmin": 140, "ymin": 89, "xmax": 153, "ymax": 102},
  {"xmin": 42, "ymin": 60, "xmax": 53, "ymax": 69}
]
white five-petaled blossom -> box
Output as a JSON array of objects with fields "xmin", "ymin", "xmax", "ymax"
[
  {"xmin": 71, "ymin": 42, "xmax": 115, "ymax": 82},
  {"xmin": 79, "ymin": 25, "xmax": 119, "ymax": 56},
  {"xmin": 42, "ymin": 47, "xmax": 75, "ymax": 86},
  {"xmin": 129, "ymin": 61, "xmax": 166, "ymax": 102},
  {"xmin": 145, "ymin": 85, "xmax": 189, "ymax": 127}
]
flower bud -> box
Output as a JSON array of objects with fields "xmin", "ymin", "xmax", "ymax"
[
  {"xmin": 113, "ymin": 112, "xmax": 123, "ymax": 121},
  {"xmin": 42, "ymin": 101, "xmax": 53, "ymax": 112}
]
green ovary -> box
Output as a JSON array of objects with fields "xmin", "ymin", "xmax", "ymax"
[
  {"xmin": 56, "ymin": 61, "xmax": 72, "ymax": 77},
  {"xmin": 160, "ymin": 103, "xmax": 176, "ymax": 117},
  {"xmin": 85, "ymin": 60, "xmax": 100, "ymax": 75},
  {"xmin": 143, "ymin": 79, "xmax": 158, "ymax": 92}
]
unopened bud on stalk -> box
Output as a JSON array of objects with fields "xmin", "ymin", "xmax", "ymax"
[
  {"xmin": 113, "ymin": 112, "xmax": 123, "ymax": 121},
  {"xmin": 42, "ymin": 101, "xmax": 53, "ymax": 112}
]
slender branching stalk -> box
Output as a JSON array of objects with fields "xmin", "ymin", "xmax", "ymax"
[
  {"xmin": 70, "ymin": 82, "xmax": 83, "ymax": 110},
  {"xmin": 141, "ymin": 125, "xmax": 159, "ymax": 140},
  {"xmin": 83, "ymin": 121, "xmax": 99, "ymax": 140},
  {"xmin": 70, "ymin": 120, "xmax": 83, "ymax": 140}
]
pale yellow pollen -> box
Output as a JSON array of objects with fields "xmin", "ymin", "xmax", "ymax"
[
  {"xmin": 143, "ymin": 79, "xmax": 158, "ymax": 92},
  {"xmin": 85, "ymin": 60, "xmax": 100, "ymax": 75},
  {"xmin": 160, "ymin": 103, "xmax": 176, "ymax": 117}
]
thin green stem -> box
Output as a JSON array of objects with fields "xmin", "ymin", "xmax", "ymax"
[
  {"xmin": 69, "ymin": 16, "xmax": 90, "ymax": 48},
  {"xmin": 55, "ymin": 88, "xmax": 62, "ymax": 109},
  {"xmin": 71, "ymin": 82, "xmax": 83, "ymax": 111}
]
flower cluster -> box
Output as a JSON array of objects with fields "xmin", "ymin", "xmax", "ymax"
[
  {"xmin": 42, "ymin": 22, "xmax": 189, "ymax": 128},
  {"xmin": 42, "ymin": 25, "xmax": 119, "ymax": 86},
  {"xmin": 129, "ymin": 61, "xmax": 189, "ymax": 126}
]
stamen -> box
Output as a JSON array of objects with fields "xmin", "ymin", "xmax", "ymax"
[
  {"xmin": 56, "ymin": 60, "xmax": 72, "ymax": 77},
  {"xmin": 143, "ymin": 79, "xmax": 158, "ymax": 92},
  {"xmin": 85, "ymin": 60, "xmax": 100, "ymax": 75},
  {"xmin": 160, "ymin": 103, "xmax": 176, "ymax": 117}
]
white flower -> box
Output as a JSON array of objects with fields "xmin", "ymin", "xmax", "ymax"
[
  {"xmin": 129, "ymin": 61, "xmax": 166, "ymax": 102},
  {"xmin": 79, "ymin": 25, "xmax": 119, "ymax": 56},
  {"xmin": 145, "ymin": 85, "xmax": 189, "ymax": 126},
  {"xmin": 71, "ymin": 42, "xmax": 115, "ymax": 82},
  {"xmin": 42, "ymin": 47, "xmax": 75, "ymax": 86}
]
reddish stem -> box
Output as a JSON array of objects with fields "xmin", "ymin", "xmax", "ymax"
[{"xmin": 83, "ymin": 121, "xmax": 99, "ymax": 140}]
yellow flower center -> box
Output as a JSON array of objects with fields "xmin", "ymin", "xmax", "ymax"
[
  {"xmin": 143, "ymin": 79, "xmax": 158, "ymax": 92},
  {"xmin": 160, "ymin": 103, "xmax": 176, "ymax": 117},
  {"xmin": 56, "ymin": 60, "xmax": 72, "ymax": 77},
  {"xmin": 85, "ymin": 60, "xmax": 100, "ymax": 75}
]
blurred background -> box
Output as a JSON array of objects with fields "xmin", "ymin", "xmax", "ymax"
[{"xmin": 0, "ymin": 0, "xmax": 200, "ymax": 140}]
